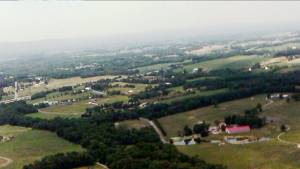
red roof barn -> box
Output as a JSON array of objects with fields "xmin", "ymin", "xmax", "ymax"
[{"xmin": 225, "ymin": 125, "xmax": 250, "ymax": 134}]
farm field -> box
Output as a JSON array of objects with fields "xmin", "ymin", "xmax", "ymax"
[
  {"xmin": 162, "ymin": 88, "xmax": 228, "ymax": 104},
  {"xmin": 108, "ymin": 82, "xmax": 149, "ymax": 95},
  {"xmin": 137, "ymin": 63, "xmax": 176, "ymax": 73},
  {"xmin": 30, "ymin": 95, "xmax": 129, "ymax": 119},
  {"xmin": 255, "ymin": 42, "xmax": 300, "ymax": 52},
  {"xmin": 4, "ymin": 75, "xmax": 118, "ymax": 98},
  {"xmin": 178, "ymin": 55, "xmax": 270, "ymax": 72},
  {"xmin": 158, "ymin": 94, "xmax": 268, "ymax": 137},
  {"xmin": 0, "ymin": 125, "xmax": 83, "ymax": 169},
  {"xmin": 158, "ymin": 94, "xmax": 300, "ymax": 169}
]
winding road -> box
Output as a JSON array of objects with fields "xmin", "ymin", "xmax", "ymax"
[
  {"xmin": 0, "ymin": 156, "xmax": 12, "ymax": 168},
  {"xmin": 277, "ymin": 132, "xmax": 299, "ymax": 145},
  {"xmin": 139, "ymin": 118, "xmax": 169, "ymax": 144}
]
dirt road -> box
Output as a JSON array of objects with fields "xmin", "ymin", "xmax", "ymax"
[{"xmin": 0, "ymin": 156, "xmax": 12, "ymax": 168}]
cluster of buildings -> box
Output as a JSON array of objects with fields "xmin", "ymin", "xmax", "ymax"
[{"xmin": 0, "ymin": 135, "xmax": 14, "ymax": 143}]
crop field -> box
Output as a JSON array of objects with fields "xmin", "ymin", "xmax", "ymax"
[
  {"xmin": 0, "ymin": 125, "xmax": 83, "ymax": 169},
  {"xmin": 158, "ymin": 94, "xmax": 300, "ymax": 169},
  {"xmin": 178, "ymin": 55, "xmax": 270, "ymax": 72}
]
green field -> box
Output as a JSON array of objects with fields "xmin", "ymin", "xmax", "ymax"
[
  {"xmin": 4, "ymin": 75, "xmax": 118, "ymax": 98},
  {"xmin": 178, "ymin": 55, "xmax": 270, "ymax": 72},
  {"xmin": 255, "ymin": 42, "xmax": 300, "ymax": 52},
  {"xmin": 108, "ymin": 82, "xmax": 149, "ymax": 95},
  {"xmin": 28, "ymin": 95, "xmax": 129, "ymax": 119},
  {"xmin": 158, "ymin": 94, "xmax": 300, "ymax": 169},
  {"xmin": 162, "ymin": 88, "xmax": 228, "ymax": 104},
  {"xmin": 0, "ymin": 125, "xmax": 83, "ymax": 169},
  {"xmin": 158, "ymin": 95, "xmax": 268, "ymax": 137}
]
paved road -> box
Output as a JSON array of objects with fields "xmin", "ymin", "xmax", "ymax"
[
  {"xmin": 139, "ymin": 118, "xmax": 169, "ymax": 144},
  {"xmin": 0, "ymin": 156, "xmax": 12, "ymax": 168}
]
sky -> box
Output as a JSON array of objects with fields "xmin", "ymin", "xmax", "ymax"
[{"xmin": 1, "ymin": 1, "xmax": 300, "ymax": 42}]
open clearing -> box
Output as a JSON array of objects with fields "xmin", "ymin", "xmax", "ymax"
[
  {"xmin": 28, "ymin": 95, "xmax": 129, "ymax": 119},
  {"xmin": 4, "ymin": 75, "xmax": 118, "ymax": 97},
  {"xmin": 158, "ymin": 94, "xmax": 300, "ymax": 169},
  {"xmin": 0, "ymin": 125, "xmax": 83, "ymax": 169},
  {"xmin": 178, "ymin": 55, "xmax": 270, "ymax": 72},
  {"xmin": 158, "ymin": 95, "xmax": 268, "ymax": 137}
]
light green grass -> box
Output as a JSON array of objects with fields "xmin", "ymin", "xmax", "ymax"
[
  {"xmin": 161, "ymin": 88, "xmax": 228, "ymax": 104},
  {"xmin": 0, "ymin": 125, "xmax": 83, "ymax": 169},
  {"xmin": 108, "ymin": 82, "xmax": 149, "ymax": 95},
  {"xmin": 31, "ymin": 95, "xmax": 128, "ymax": 119},
  {"xmin": 255, "ymin": 42, "xmax": 300, "ymax": 52},
  {"xmin": 179, "ymin": 55, "xmax": 270, "ymax": 72},
  {"xmin": 137, "ymin": 63, "xmax": 175, "ymax": 73},
  {"xmin": 6, "ymin": 75, "xmax": 118, "ymax": 98}
]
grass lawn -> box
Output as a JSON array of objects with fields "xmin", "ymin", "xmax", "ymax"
[
  {"xmin": 0, "ymin": 125, "xmax": 83, "ymax": 169},
  {"xmin": 178, "ymin": 55, "xmax": 270, "ymax": 72}
]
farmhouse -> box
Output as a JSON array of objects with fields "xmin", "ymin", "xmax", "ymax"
[{"xmin": 225, "ymin": 125, "xmax": 250, "ymax": 134}]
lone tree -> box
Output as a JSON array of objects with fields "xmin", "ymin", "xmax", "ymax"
[
  {"xmin": 183, "ymin": 125, "xmax": 193, "ymax": 136},
  {"xmin": 256, "ymin": 103, "xmax": 263, "ymax": 112},
  {"xmin": 280, "ymin": 124, "xmax": 287, "ymax": 132}
]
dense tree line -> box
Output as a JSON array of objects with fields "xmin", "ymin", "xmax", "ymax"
[
  {"xmin": 224, "ymin": 106, "xmax": 266, "ymax": 128},
  {"xmin": 31, "ymin": 90, "xmax": 56, "ymax": 100}
]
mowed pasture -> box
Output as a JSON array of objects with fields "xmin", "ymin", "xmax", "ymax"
[
  {"xmin": 0, "ymin": 125, "xmax": 83, "ymax": 169},
  {"xmin": 178, "ymin": 55, "xmax": 270, "ymax": 72},
  {"xmin": 158, "ymin": 94, "xmax": 300, "ymax": 169}
]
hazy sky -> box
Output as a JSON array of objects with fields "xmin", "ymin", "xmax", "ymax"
[{"xmin": 1, "ymin": 1, "xmax": 300, "ymax": 42}]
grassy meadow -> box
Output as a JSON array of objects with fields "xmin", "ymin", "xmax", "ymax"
[
  {"xmin": 178, "ymin": 55, "xmax": 270, "ymax": 72},
  {"xmin": 0, "ymin": 125, "xmax": 83, "ymax": 169}
]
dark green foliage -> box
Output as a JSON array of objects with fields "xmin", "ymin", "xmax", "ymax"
[
  {"xmin": 58, "ymin": 86, "xmax": 73, "ymax": 92},
  {"xmin": 183, "ymin": 125, "xmax": 193, "ymax": 136},
  {"xmin": 193, "ymin": 122, "xmax": 210, "ymax": 137},
  {"xmin": 23, "ymin": 152, "xmax": 94, "ymax": 169}
]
